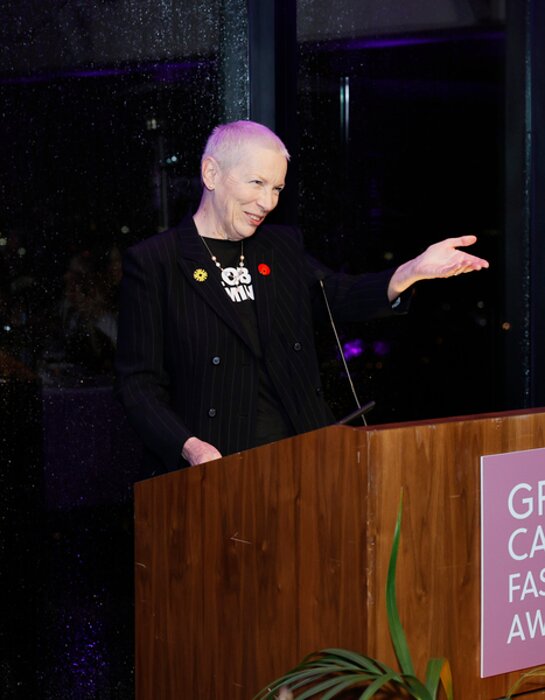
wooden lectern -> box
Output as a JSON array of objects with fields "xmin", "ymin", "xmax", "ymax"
[{"xmin": 135, "ymin": 410, "xmax": 545, "ymax": 699}]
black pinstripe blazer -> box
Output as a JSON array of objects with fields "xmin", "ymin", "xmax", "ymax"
[{"xmin": 115, "ymin": 217, "xmax": 402, "ymax": 472}]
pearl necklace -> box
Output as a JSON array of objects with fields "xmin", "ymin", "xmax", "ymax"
[{"xmin": 200, "ymin": 235, "xmax": 245, "ymax": 273}]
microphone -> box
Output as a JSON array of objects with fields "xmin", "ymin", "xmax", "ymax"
[
  {"xmin": 315, "ymin": 270, "xmax": 375, "ymax": 426},
  {"xmin": 337, "ymin": 400, "xmax": 376, "ymax": 426}
]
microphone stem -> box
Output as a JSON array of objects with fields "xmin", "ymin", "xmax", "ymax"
[{"xmin": 319, "ymin": 279, "xmax": 367, "ymax": 426}]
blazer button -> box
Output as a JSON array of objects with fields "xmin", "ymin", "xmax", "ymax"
[
  {"xmin": 208, "ymin": 408, "xmax": 217, "ymax": 418},
  {"xmin": 212, "ymin": 356, "xmax": 221, "ymax": 365},
  {"xmin": 293, "ymin": 342, "xmax": 302, "ymax": 351}
]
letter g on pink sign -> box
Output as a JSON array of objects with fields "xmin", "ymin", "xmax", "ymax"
[{"xmin": 508, "ymin": 480, "xmax": 545, "ymax": 519}]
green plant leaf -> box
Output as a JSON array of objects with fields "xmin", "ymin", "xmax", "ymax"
[
  {"xmin": 425, "ymin": 658, "xmax": 441, "ymax": 693},
  {"xmin": 320, "ymin": 675, "xmax": 379, "ymax": 700},
  {"xmin": 357, "ymin": 670, "xmax": 403, "ymax": 699},
  {"xmin": 386, "ymin": 491, "xmax": 415, "ymax": 677},
  {"xmin": 256, "ymin": 657, "xmax": 393, "ymax": 699},
  {"xmin": 422, "ymin": 657, "xmax": 453, "ymax": 700},
  {"xmin": 296, "ymin": 673, "xmax": 376, "ymax": 699},
  {"xmin": 253, "ymin": 654, "xmax": 380, "ymax": 699},
  {"xmin": 253, "ymin": 649, "xmax": 401, "ymax": 699},
  {"xmin": 319, "ymin": 648, "xmax": 390, "ymax": 675},
  {"xmin": 253, "ymin": 668, "xmax": 327, "ymax": 699},
  {"xmin": 400, "ymin": 673, "xmax": 432, "ymax": 700},
  {"xmin": 256, "ymin": 667, "xmax": 336, "ymax": 696},
  {"xmin": 285, "ymin": 670, "xmax": 349, "ymax": 694}
]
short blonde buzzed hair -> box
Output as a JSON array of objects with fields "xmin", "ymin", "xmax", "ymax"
[{"xmin": 202, "ymin": 120, "xmax": 290, "ymax": 169}]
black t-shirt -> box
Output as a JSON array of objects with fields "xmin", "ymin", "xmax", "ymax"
[{"xmin": 202, "ymin": 236, "xmax": 294, "ymax": 446}]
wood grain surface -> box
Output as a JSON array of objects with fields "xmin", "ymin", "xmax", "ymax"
[
  {"xmin": 366, "ymin": 410, "xmax": 545, "ymax": 699},
  {"xmin": 135, "ymin": 409, "xmax": 545, "ymax": 699}
]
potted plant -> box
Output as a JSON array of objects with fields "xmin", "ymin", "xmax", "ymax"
[{"xmin": 254, "ymin": 496, "xmax": 453, "ymax": 700}]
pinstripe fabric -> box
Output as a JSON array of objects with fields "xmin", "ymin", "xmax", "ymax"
[{"xmin": 115, "ymin": 218, "xmax": 402, "ymax": 472}]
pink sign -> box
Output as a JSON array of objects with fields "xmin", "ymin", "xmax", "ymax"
[{"xmin": 481, "ymin": 447, "xmax": 545, "ymax": 677}]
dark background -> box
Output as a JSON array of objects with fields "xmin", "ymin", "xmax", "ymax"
[{"xmin": 1, "ymin": 1, "xmax": 544, "ymax": 698}]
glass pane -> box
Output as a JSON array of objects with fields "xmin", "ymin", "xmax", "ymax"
[
  {"xmin": 0, "ymin": 2, "xmax": 248, "ymax": 697},
  {"xmin": 297, "ymin": 0, "xmax": 505, "ymax": 422},
  {"xmin": 1, "ymin": 0, "xmax": 248, "ymax": 384}
]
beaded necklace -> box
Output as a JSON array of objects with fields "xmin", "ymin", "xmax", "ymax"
[{"xmin": 200, "ymin": 235, "xmax": 245, "ymax": 273}]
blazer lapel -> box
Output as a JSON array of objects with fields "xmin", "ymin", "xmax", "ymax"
[
  {"xmin": 248, "ymin": 231, "xmax": 277, "ymax": 351},
  {"xmin": 174, "ymin": 219, "xmax": 251, "ymax": 349}
]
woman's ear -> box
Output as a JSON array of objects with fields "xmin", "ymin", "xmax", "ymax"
[{"xmin": 201, "ymin": 156, "xmax": 219, "ymax": 191}]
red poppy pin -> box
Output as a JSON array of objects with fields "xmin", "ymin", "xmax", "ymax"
[{"xmin": 258, "ymin": 263, "xmax": 271, "ymax": 276}]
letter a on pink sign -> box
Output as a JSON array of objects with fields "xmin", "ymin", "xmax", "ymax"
[{"xmin": 481, "ymin": 447, "xmax": 545, "ymax": 677}]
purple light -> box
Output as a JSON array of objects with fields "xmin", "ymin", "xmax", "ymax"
[
  {"xmin": 345, "ymin": 36, "xmax": 446, "ymax": 50},
  {"xmin": 372, "ymin": 340, "xmax": 391, "ymax": 357},
  {"xmin": 312, "ymin": 29, "xmax": 504, "ymax": 53},
  {"xmin": 342, "ymin": 338, "xmax": 365, "ymax": 359},
  {"xmin": 0, "ymin": 60, "xmax": 212, "ymax": 85}
]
